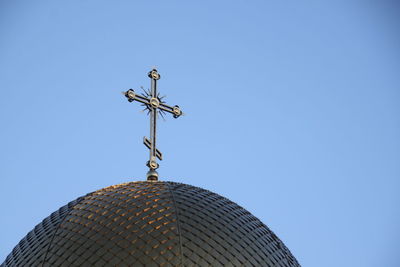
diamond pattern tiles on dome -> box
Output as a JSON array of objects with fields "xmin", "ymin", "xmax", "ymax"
[
  {"xmin": 2, "ymin": 181, "xmax": 300, "ymax": 267},
  {"xmin": 168, "ymin": 182, "xmax": 300, "ymax": 267},
  {"xmin": 42, "ymin": 182, "xmax": 181, "ymax": 267},
  {"xmin": 1, "ymin": 196, "xmax": 86, "ymax": 267}
]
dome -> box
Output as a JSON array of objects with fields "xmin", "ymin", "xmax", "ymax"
[{"xmin": 2, "ymin": 181, "xmax": 299, "ymax": 266}]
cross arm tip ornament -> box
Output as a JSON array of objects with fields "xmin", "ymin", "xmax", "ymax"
[
  {"xmin": 123, "ymin": 90, "xmax": 135, "ymax": 102},
  {"xmin": 148, "ymin": 69, "xmax": 160, "ymax": 80}
]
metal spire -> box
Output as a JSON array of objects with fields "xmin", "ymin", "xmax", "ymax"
[{"xmin": 123, "ymin": 69, "xmax": 183, "ymax": 181}]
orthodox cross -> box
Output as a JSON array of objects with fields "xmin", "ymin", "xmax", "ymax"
[{"xmin": 123, "ymin": 69, "xmax": 183, "ymax": 181}]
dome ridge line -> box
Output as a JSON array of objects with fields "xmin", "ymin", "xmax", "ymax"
[
  {"xmin": 166, "ymin": 181, "xmax": 184, "ymax": 267},
  {"xmin": 40, "ymin": 193, "xmax": 92, "ymax": 267}
]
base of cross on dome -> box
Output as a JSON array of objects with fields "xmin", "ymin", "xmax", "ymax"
[{"xmin": 146, "ymin": 169, "xmax": 159, "ymax": 181}]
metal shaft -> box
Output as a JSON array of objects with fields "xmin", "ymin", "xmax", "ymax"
[{"xmin": 150, "ymin": 78, "xmax": 157, "ymax": 169}]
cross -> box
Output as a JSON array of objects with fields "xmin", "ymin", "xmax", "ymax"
[{"xmin": 123, "ymin": 69, "xmax": 183, "ymax": 181}]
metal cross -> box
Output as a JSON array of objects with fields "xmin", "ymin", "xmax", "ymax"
[{"xmin": 123, "ymin": 69, "xmax": 183, "ymax": 181}]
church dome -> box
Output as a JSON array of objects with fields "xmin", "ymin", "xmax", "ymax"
[{"xmin": 2, "ymin": 181, "xmax": 299, "ymax": 266}]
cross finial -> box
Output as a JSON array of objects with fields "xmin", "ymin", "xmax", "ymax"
[{"xmin": 123, "ymin": 69, "xmax": 183, "ymax": 181}]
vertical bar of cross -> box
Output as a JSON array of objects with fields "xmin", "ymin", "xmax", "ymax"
[{"xmin": 149, "ymin": 76, "xmax": 157, "ymax": 169}]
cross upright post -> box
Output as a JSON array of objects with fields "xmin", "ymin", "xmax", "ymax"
[{"xmin": 123, "ymin": 69, "xmax": 183, "ymax": 181}]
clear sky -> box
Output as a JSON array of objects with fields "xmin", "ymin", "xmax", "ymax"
[{"xmin": 1, "ymin": 1, "xmax": 399, "ymax": 266}]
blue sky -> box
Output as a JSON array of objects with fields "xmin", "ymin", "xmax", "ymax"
[{"xmin": 1, "ymin": 1, "xmax": 399, "ymax": 266}]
